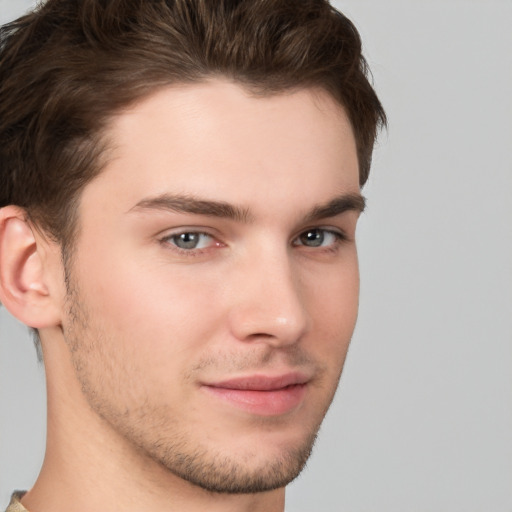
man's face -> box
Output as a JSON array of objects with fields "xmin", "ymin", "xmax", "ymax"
[{"xmin": 59, "ymin": 81, "xmax": 361, "ymax": 493}]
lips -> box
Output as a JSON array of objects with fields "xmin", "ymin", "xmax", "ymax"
[{"xmin": 202, "ymin": 373, "xmax": 310, "ymax": 416}]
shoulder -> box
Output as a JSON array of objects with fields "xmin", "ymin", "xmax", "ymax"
[{"xmin": 4, "ymin": 492, "xmax": 28, "ymax": 512}]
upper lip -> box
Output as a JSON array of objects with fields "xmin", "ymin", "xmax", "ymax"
[{"xmin": 204, "ymin": 373, "xmax": 310, "ymax": 391}]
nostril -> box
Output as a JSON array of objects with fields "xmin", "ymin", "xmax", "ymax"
[{"xmin": 246, "ymin": 332, "xmax": 274, "ymax": 340}]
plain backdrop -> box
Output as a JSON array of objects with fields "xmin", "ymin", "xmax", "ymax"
[{"xmin": 1, "ymin": 1, "xmax": 511, "ymax": 511}]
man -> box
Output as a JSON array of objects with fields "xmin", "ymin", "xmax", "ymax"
[{"xmin": 0, "ymin": 1, "xmax": 385, "ymax": 511}]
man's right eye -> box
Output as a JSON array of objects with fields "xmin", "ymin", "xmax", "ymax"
[{"xmin": 163, "ymin": 232, "xmax": 216, "ymax": 251}]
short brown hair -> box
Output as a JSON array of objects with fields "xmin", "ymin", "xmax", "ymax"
[{"xmin": 0, "ymin": 0, "xmax": 386, "ymax": 247}]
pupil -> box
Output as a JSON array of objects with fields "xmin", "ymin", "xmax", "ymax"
[{"xmin": 302, "ymin": 230, "xmax": 323, "ymax": 247}]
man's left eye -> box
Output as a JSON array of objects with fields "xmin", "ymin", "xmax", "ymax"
[
  {"xmin": 293, "ymin": 229, "xmax": 343, "ymax": 248},
  {"xmin": 166, "ymin": 232, "xmax": 215, "ymax": 250}
]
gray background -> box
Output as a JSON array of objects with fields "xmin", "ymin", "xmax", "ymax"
[{"xmin": 1, "ymin": 0, "xmax": 511, "ymax": 510}]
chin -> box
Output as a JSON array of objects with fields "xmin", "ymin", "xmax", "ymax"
[{"xmin": 158, "ymin": 429, "xmax": 319, "ymax": 494}]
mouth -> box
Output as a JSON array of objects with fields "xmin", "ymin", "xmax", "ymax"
[{"xmin": 201, "ymin": 373, "xmax": 310, "ymax": 416}]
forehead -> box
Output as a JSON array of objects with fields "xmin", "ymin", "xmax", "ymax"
[{"xmin": 83, "ymin": 80, "xmax": 359, "ymax": 217}]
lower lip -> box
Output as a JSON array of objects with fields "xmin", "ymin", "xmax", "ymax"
[{"xmin": 203, "ymin": 384, "xmax": 307, "ymax": 416}]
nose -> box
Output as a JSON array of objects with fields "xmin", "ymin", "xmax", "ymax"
[{"xmin": 227, "ymin": 250, "xmax": 309, "ymax": 347}]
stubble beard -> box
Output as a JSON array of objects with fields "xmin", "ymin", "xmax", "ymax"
[
  {"xmin": 132, "ymin": 421, "xmax": 320, "ymax": 494},
  {"xmin": 62, "ymin": 263, "xmax": 337, "ymax": 495}
]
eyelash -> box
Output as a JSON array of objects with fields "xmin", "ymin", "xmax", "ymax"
[{"xmin": 159, "ymin": 227, "xmax": 349, "ymax": 256}]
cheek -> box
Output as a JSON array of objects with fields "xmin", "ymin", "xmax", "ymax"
[
  {"xmin": 67, "ymin": 258, "xmax": 224, "ymax": 411},
  {"xmin": 75, "ymin": 248, "xmax": 225, "ymax": 360},
  {"xmin": 306, "ymin": 257, "xmax": 360, "ymax": 354}
]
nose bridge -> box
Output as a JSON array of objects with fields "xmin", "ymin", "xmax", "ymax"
[{"xmin": 228, "ymin": 243, "xmax": 309, "ymax": 345}]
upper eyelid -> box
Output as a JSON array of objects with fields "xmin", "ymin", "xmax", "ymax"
[
  {"xmin": 158, "ymin": 226, "xmax": 219, "ymax": 239},
  {"xmin": 161, "ymin": 231, "xmax": 213, "ymax": 240},
  {"xmin": 293, "ymin": 228, "xmax": 347, "ymax": 243},
  {"xmin": 158, "ymin": 225, "xmax": 344, "ymax": 236},
  {"xmin": 293, "ymin": 225, "xmax": 348, "ymax": 239}
]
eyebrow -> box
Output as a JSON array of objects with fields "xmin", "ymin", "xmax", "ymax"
[
  {"xmin": 129, "ymin": 192, "xmax": 365, "ymax": 222},
  {"xmin": 130, "ymin": 194, "xmax": 252, "ymax": 222},
  {"xmin": 303, "ymin": 193, "xmax": 366, "ymax": 222}
]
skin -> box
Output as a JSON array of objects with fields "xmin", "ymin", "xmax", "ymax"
[{"xmin": 0, "ymin": 80, "xmax": 361, "ymax": 512}]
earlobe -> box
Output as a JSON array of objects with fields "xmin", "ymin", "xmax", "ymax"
[{"xmin": 0, "ymin": 206, "xmax": 61, "ymax": 328}]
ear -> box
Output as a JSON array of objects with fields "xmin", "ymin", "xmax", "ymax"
[{"xmin": 0, "ymin": 206, "xmax": 62, "ymax": 328}]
